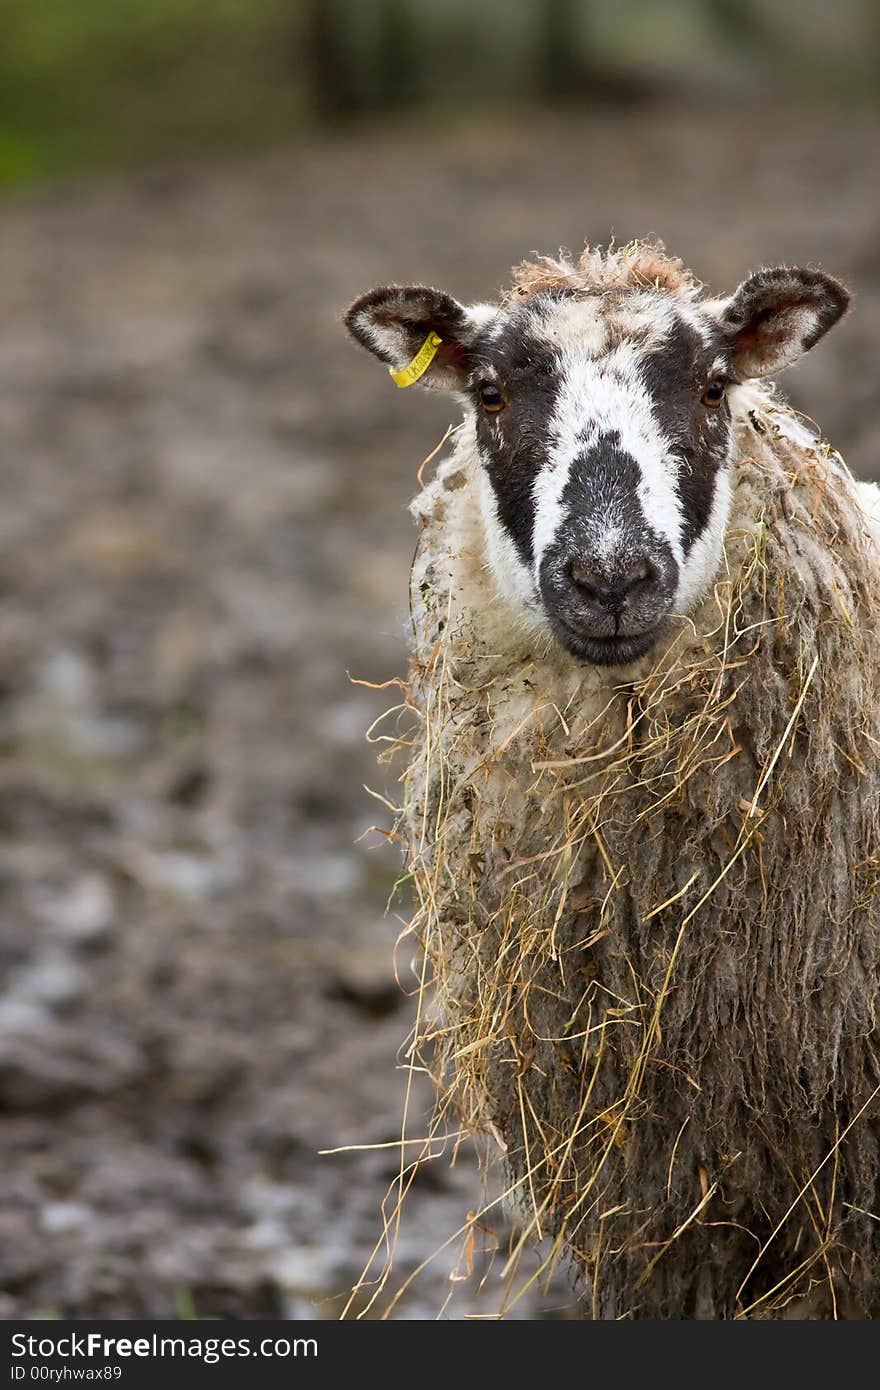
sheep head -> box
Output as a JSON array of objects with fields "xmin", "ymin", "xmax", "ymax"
[{"xmin": 346, "ymin": 246, "xmax": 849, "ymax": 667}]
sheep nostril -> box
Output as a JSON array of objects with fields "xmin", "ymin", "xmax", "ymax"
[
  {"xmin": 622, "ymin": 559, "xmax": 652, "ymax": 591},
  {"xmin": 568, "ymin": 558, "xmax": 655, "ymax": 604},
  {"xmin": 569, "ymin": 559, "xmax": 600, "ymax": 597}
]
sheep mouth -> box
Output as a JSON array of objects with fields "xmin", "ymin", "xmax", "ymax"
[{"xmin": 550, "ymin": 619, "xmax": 664, "ymax": 667}]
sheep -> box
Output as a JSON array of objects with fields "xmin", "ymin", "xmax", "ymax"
[{"xmin": 345, "ymin": 243, "xmax": 880, "ymax": 1319}]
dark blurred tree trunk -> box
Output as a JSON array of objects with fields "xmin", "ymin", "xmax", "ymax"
[
  {"xmin": 535, "ymin": 0, "xmax": 645, "ymax": 105},
  {"xmin": 375, "ymin": 0, "xmax": 423, "ymax": 109},
  {"xmin": 707, "ymin": 0, "xmax": 769, "ymax": 53},
  {"xmin": 536, "ymin": 0, "xmax": 587, "ymax": 100},
  {"xmin": 304, "ymin": 0, "xmax": 363, "ymax": 119},
  {"xmin": 304, "ymin": 0, "xmax": 422, "ymax": 119}
]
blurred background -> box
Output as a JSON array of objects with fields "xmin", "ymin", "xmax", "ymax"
[{"xmin": 0, "ymin": 0, "xmax": 878, "ymax": 1320}]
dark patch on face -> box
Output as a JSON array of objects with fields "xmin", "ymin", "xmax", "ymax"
[
  {"xmin": 564, "ymin": 431, "xmax": 637, "ymax": 500},
  {"xmin": 638, "ymin": 309, "xmax": 734, "ymax": 551},
  {"xmin": 468, "ymin": 297, "xmax": 567, "ymax": 566}
]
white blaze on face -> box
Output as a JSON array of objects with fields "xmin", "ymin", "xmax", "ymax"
[
  {"xmin": 476, "ymin": 468, "xmax": 542, "ymax": 616},
  {"xmin": 672, "ymin": 464, "xmax": 732, "ymax": 615},
  {"xmin": 529, "ymin": 297, "xmax": 686, "ymax": 581}
]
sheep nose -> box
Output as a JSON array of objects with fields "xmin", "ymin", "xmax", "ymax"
[{"xmin": 568, "ymin": 557, "xmax": 656, "ymax": 613}]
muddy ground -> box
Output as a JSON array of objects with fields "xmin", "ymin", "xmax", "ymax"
[{"xmin": 0, "ymin": 102, "xmax": 878, "ymax": 1320}]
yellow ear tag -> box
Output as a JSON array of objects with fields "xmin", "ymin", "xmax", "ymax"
[{"xmin": 389, "ymin": 332, "xmax": 443, "ymax": 388}]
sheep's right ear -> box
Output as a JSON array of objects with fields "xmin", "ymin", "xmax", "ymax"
[{"xmin": 345, "ymin": 286, "xmax": 485, "ymax": 392}]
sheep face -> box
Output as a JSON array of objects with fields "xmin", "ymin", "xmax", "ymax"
[
  {"xmin": 470, "ymin": 289, "xmax": 736, "ymax": 666},
  {"xmin": 346, "ymin": 263, "xmax": 848, "ymax": 666}
]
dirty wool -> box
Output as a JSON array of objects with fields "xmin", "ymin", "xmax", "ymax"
[{"xmin": 395, "ymin": 362, "xmax": 880, "ymax": 1318}]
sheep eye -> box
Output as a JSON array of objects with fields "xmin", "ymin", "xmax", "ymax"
[
  {"xmin": 701, "ymin": 378, "xmax": 726, "ymax": 408},
  {"xmin": 478, "ymin": 383, "xmax": 505, "ymax": 413}
]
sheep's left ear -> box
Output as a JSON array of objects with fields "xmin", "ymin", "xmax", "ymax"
[
  {"xmin": 713, "ymin": 267, "xmax": 850, "ymax": 380},
  {"xmin": 345, "ymin": 285, "xmax": 488, "ymax": 392}
]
